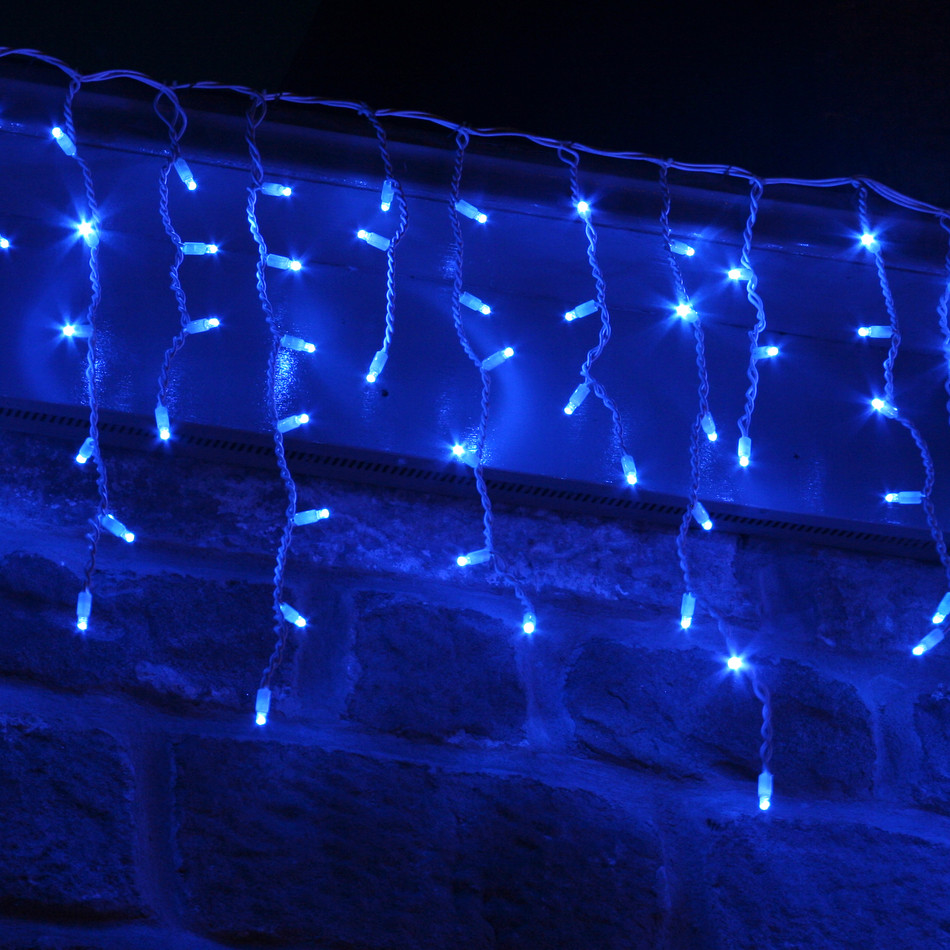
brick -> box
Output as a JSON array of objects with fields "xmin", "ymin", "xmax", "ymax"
[{"xmin": 0, "ymin": 721, "xmax": 143, "ymax": 920}]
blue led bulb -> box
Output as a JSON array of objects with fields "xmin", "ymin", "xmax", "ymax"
[
  {"xmin": 931, "ymin": 592, "xmax": 950, "ymax": 625},
  {"xmin": 174, "ymin": 157, "xmax": 197, "ymax": 190},
  {"xmin": 701, "ymin": 412, "xmax": 718, "ymax": 442},
  {"xmin": 675, "ymin": 303, "xmax": 696, "ymax": 322},
  {"xmin": 727, "ymin": 267, "xmax": 751, "ymax": 281},
  {"xmin": 758, "ymin": 770, "xmax": 773, "ymax": 811},
  {"xmin": 77, "ymin": 221, "xmax": 98, "ymax": 247},
  {"xmin": 357, "ymin": 229, "xmax": 390, "ymax": 251},
  {"xmin": 692, "ymin": 501, "xmax": 713, "ymax": 531},
  {"xmin": 670, "ymin": 240, "xmax": 695, "ymax": 257},
  {"xmin": 266, "ymin": 254, "xmax": 302, "ymax": 271},
  {"xmin": 563, "ymin": 381, "xmax": 590, "ymax": 415},
  {"xmin": 181, "ymin": 242, "xmax": 217, "ymax": 255},
  {"xmin": 100, "ymin": 512, "xmax": 135, "ymax": 543},
  {"xmin": 280, "ymin": 334, "xmax": 316, "ymax": 353},
  {"xmin": 522, "ymin": 611, "xmax": 537, "ymax": 635},
  {"xmin": 183, "ymin": 317, "xmax": 220, "ymax": 335},
  {"xmin": 455, "ymin": 199, "xmax": 488, "ymax": 223},
  {"xmin": 255, "ymin": 686, "xmax": 272, "ymax": 725},
  {"xmin": 380, "ymin": 179, "xmax": 395, "ymax": 212},
  {"xmin": 155, "ymin": 404, "xmax": 171, "ymax": 441},
  {"xmin": 460, "ymin": 291, "xmax": 491, "ymax": 315},
  {"xmin": 753, "ymin": 345, "xmax": 779, "ymax": 359},
  {"xmin": 366, "ymin": 349, "xmax": 388, "ymax": 383},
  {"xmin": 680, "ymin": 592, "xmax": 696, "ymax": 629},
  {"xmin": 279, "ymin": 602, "xmax": 308, "ymax": 627},
  {"xmin": 738, "ymin": 436, "xmax": 752, "ymax": 468},
  {"xmin": 871, "ymin": 398, "xmax": 898, "ymax": 418},
  {"xmin": 457, "ymin": 548, "xmax": 490, "ymax": 567},
  {"xmin": 621, "ymin": 454, "xmax": 638, "ymax": 486},
  {"xmin": 262, "ymin": 182, "xmax": 293, "ymax": 197},
  {"xmin": 0, "ymin": 236, "xmax": 10, "ymax": 249},
  {"xmin": 564, "ymin": 300, "xmax": 598, "ymax": 322},
  {"xmin": 858, "ymin": 325, "xmax": 892, "ymax": 339},
  {"xmin": 481, "ymin": 347, "xmax": 514, "ymax": 372},
  {"xmin": 52, "ymin": 126, "xmax": 77, "ymax": 157},
  {"xmin": 294, "ymin": 508, "xmax": 330, "ymax": 525},
  {"xmin": 277, "ymin": 412, "xmax": 309, "ymax": 434},
  {"xmin": 75, "ymin": 436, "xmax": 95, "ymax": 465},
  {"xmin": 913, "ymin": 628, "xmax": 945, "ymax": 656},
  {"xmin": 76, "ymin": 588, "xmax": 92, "ymax": 632},
  {"xmin": 884, "ymin": 491, "xmax": 922, "ymax": 504},
  {"xmin": 727, "ymin": 656, "xmax": 744, "ymax": 671},
  {"xmin": 62, "ymin": 323, "xmax": 92, "ymax": 339}
]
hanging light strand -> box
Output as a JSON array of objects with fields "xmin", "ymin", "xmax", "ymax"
[
  {"xmin": 558, "ymin": 146, "xmax": 634, "ymax": 476},
  {"xmin": 659, "ymin": 164, "xmax": 714, "ymax": 435},
  {"xmin": 937, "ymin": 216, "xmax": 950, "ymax": 425},
  {"xmin": 244, "ymin": 94, "xmax": 301, "ymax": 692},
  {"xmin": 360, "ymin": 106, "xmax": 409, "ymax": 380},
  {"xmin": 737, "ymin": 179, "xmax": 769, "ymax": 463},
  {"xmin": 449, "ymin": 129, "xmax": 536, "ymax": 629},
  {"xmin": 152, "ymin": 86, "xmax": 198, "ymax": 438},
  {"xmin": 61, "ymin": 73, "xmax": 111, "ymax": 609}
]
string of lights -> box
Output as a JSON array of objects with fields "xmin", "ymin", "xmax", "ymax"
[
  {"xmin": 5, "ymin": 48, "xmax": 950, "ymax": 813},
  {"xmin": 448, "ymin": 129, "xmax": 536, "ymax": 635}
]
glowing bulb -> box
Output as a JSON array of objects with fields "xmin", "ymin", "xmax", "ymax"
[
  {"xmin": 380, "ymin": 178, "xmax": 395, "ymax": 211},
  {"xmin": 357, "ymin": 229, "xmax": 390, "ymax": 251},
  {"xmin": 279, "ymin": 602, "xmax": 307, "ymax": 627},
  {"xmin": 860, "ymin": 232, "xmax": 876, "ymax": 248},
  {"xmin": 62, "ymin": 323, "xmax": 91, "ymax": 339},
  {"xmin": 692, "ymin": 501, "xmax": 713, "ymax": 531},
  {"xmin": 564, "ymin": 300, "xmax": 598, "ymax": 322},
  {"xmin": 522, "ymin": 611, "xmax": 537, "ymax": 635},
  {"xmin": 277, "ymin": 412, "xmax": 309, "ymax": 433},
  {"xmin": 76, "ymin": 221, "xmax": 98, "ymax": 247},
  {"xmin": 670, "ymin": 240, "xmax": 695, "ymax": 257},
  {"xmin": 858, "ymin": 325, "xmax": 892, "ymax": 339},
  {"xmin": 884, "ymin": 491, "xmax": 922, "ymax": 504},
  {"xmin": 255, "ymin": 686, "xmax": 271, "ymax": 726},
  {"xmin": 174, "ymin": 157, "xmax": 197, "ymax": 190},
  {"xmin": 100, "ymin": 513, "xmax": 135, "ymax": 543},
  {"xmin": 701, "ymin": 412, "xmax": 718, "ymax": 442},
  {"xmin": 183, "ymin": 317, "xmax": 220, "ymax": 335},
  {"xmin": 727, "ymin": 656, "xmax": 744, "ymax": 671},
  {"xmin": 728, "ymin": 267, "xmax": 750, "ymax": 280},
  {"xmin": 455, "ymin": 199, "xmax": 487, "ymax": 223},
  {"xmin": 871, "ymin": 398, "xmax": 898, "ymax": 418},
  {"xmin": 913, "ymin": 628, "xmax": 945, "ymax": 656},
  {"xmin": 451, "ymin": 444, "xmax": 477, "ymax": 467},
  {"xmin": 481, "ymin": 347, "xmax": 514, "ymax": 371},
  {"xmin": 0, "ymin": 237, "xmax": 10, "ymax": 249},
  {"xmin": 457, "ymin": 547, "xmax": 490, "ymax": 567},
  {"xmin": 932, "ymin": 593, "xmax": 950, "ymax": 625},
  {"xmin": 75, "ymin": 436, "xmax": 95, "ymax": 465},
  {"xmin": 52, "ymin": 126, "xmax": 77, "ymax": 157},
  {"xmin": 155, "ymin": 404, "xmax": 171, "ymax": 441},
  {"xmin": 563, "ymin": 381, "xmax": 590, "ymax": 415},
  {"xmin": 738, "ymin": 436, "xmax": 751, "ymax": 468},
  {"xmin": 621, "ymin": 454, "xmax": 638, "ymax": 486},
  {"xmin": 294, "ymin": 508, "xmax": 330, "ymax": 525},
  {"xmin": 181, "ymin": 242, "xmax": 217, "ymax": 255},
  {"xmin": 680, "ymin": 592, "xmax": 696, "ymax": 629},
  {"xmin": 366, "ymin": 348, "xmax": 388, "ymax": 383},
  {"xmin": 76, "ymin": 588, "xmax": 92, "ymax": 632},
  {"xmin": 753, "ymin": 345, "xmax": 779, "ymax": 359},
  {"xmin": 280, "ymin": 334, "xmax": 316, "ymax": 353},
  {"xmin": 460, "ymin": 291, "xmax": 491, "ymax": 315},
  {"xmin": 262, "ymin": 182, "xmax": 292, "ymax": 197},
  {"xmin": 758, "ymin": 770, "xmax": 773, "ymax": 811},
  {"xmin": 674, "ymin": 303, "xmax": 696, "ymax": 321},
  {"xmin": 265, "ymin": 254, "xmax": 302, "ymax": 271},
  {"xmin": 575, "ymin": 200, "xmax": 590, "ymax": 216}
]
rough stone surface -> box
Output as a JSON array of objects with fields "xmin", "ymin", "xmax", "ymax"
[
  {"xmin": 704, "ymin": 816, "xmax": 950, "ymax": 949},
  {"xmin": 174, "ymin": 737, "xmax": 663, "ymax": 948},
  {"xmin": 0, "ymin": 719, "xmax": 143, "ymax": 921},
  {"xmin": 566, "ymin": 641, "xmax": 874, "ymax": 797},
  {"xmin": 348, "ymin": 593, "xmax": 526, "ymax": 741}
]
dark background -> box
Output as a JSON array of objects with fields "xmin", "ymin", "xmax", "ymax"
[{"xmin": 4, "ymin": 0, "xmax": 950, "ymax": 205}]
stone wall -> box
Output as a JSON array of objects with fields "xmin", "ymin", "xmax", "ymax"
[{"xmin": 3, "ymin": 428, "xmax": 950, "ymax": 948}]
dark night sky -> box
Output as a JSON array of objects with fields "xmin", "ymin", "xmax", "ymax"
[{"xmin": 5, "ymin": 0, "xmax": 950, "ymax": 204}]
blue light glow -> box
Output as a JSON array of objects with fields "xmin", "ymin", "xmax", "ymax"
[
  {"xmin": 932, "ymin": 593, "xmax": 950, "ymax": 625},
  {"xmin": 100, "ymin": 512, "xmax": 135, "ymax": 543},
  {"xmin": 701, "ymin": 412, "xmax": 718, "ymax": 442},
  {"xmin": 858, "ymin": 325, "xmax": 892, "ymax": 339},
  {"xmin": 279, "ymin": 602, "xmax": 308, "ymax": 627},
  {"xmin": 380, "ymin": 179, "xmax": 395, "ymax": 212},
  {"xmin": 0, "ymin": 237, "xmax": 9, "ymax": 249},
  {"xmin": 52, "ymin": 126, "xmax": 77, "ymax": 157},
  {"xmin": 181, "ymin": 242, "xmax": 217, "ymax": 255},
  {"xmin": 563, "ymin": 381, "xmax": 590, "ymax": 415},
  {"xmin": 860, "ymin": 232, "xmax": 877, "ymax": 248},
  {"xmin": 754, "ymin": 345, "xmax": 779, "ymax": 359},
  {"xmin": 457, "ymin": 548, "xmax": 490, "ymax": 567},
  {"xmin": 680, "ymin": 591, "xmax": 696, "ymax": 629},
  {"xmin": 621, "ymin": 454, "xmax": 638, "ymax": 486},
  {"xmin": 280, "ymin": 334, "xmax": 316, "ymax": 353},
  {"xmin": 914, "ymin": 629, "xmax": 945, "ymax": 655},
  {"xmin": 76, "ymin": 221, "xmax": 98, "ymax": 247},
  {"xmin": 155, "ymin": 404, "xmax": 171, "ymax": 441},
  {"xmin": 76, "ymin": 589, "xmax": 92, "ymax": 632},
  {"xmin": 670, "ymin": 240, "xmax": 695, "ymax": 257},
  {"xmin": 255, "ymin": 686, "xmax": 272, "ymax": 725},
  {"xmin": 727, "ymin": 656, "xmax": 744, "ymax": 671},
  {"xmin": 871, "ymin": 398, "xmax": 898, "ymax": 418},
  {"xmin": 727, "ymin": 267, "xmax": 750, "ymax": 280},
  {"xmin": 183, "ymin": 317, "xmax": 220, "ymax": 335},
  {"xmin": 460, "ymin": 291, "xmax": 491, "ymax": 315},
  {"xmin": 692, "ymin": 501, "xmax": 713, "ymax": 531},
  {"xmin": 758, "ymin": 770, "xmax": 773, "ymax": 811},
  {"xmin": 174, "ymin": 157, "xmax": 197, "ymax": 190},
  {"xmin": 262, "ymin": 182, "xmax": 293, "ymax": 197},
  {"xmin": 62, "ymin": 323, "xmax": 91, "ymax": 339},
  {"xmin": 575, "ymin": 200, "xmax": 590, "ymax": 216},
  {"xmin": 884, "ymin": 491, "xmax": 922, "ymax": 504},
  {"xmin": 456, "ymin": 199, "xmax": 488, "ymax": 223},
  {"xmin": 522, "ymin": 611, "xmax": 537, "ymax": 635},
  {"xmin": 266, "ymin": 254, "xmax": 302, "ymax": 271},
  {"xmin": 481, "ymin": 347, "xmax": 514, "ymax": 371},
  {"xmin": 75, "ymin": 436, "xmax": 94, "ymax": 465},
  {"xmin": 294, "ymin": 508, "xmax": 330, "ymax": 525},
  {"xmin": 564, "ymin": 300, "xmax": 598, "ymax": 322},
  {"xmin": 738, "ymin": 436, "xmax": 751, "ymax": 468},
  {"xmin": 357, "ymin": 229, "xmax": 390, "ymax": 251},
  {"xmin": 366, "ymin": 348, "xmax": 388, "ymax": 383},
  {"xmin": 277, "ymin": 412, "xmax": 309, "ymax": 433},
  {"xmin": 674, "ymin": 303, "xmax": 696, "ymax": 321}
]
